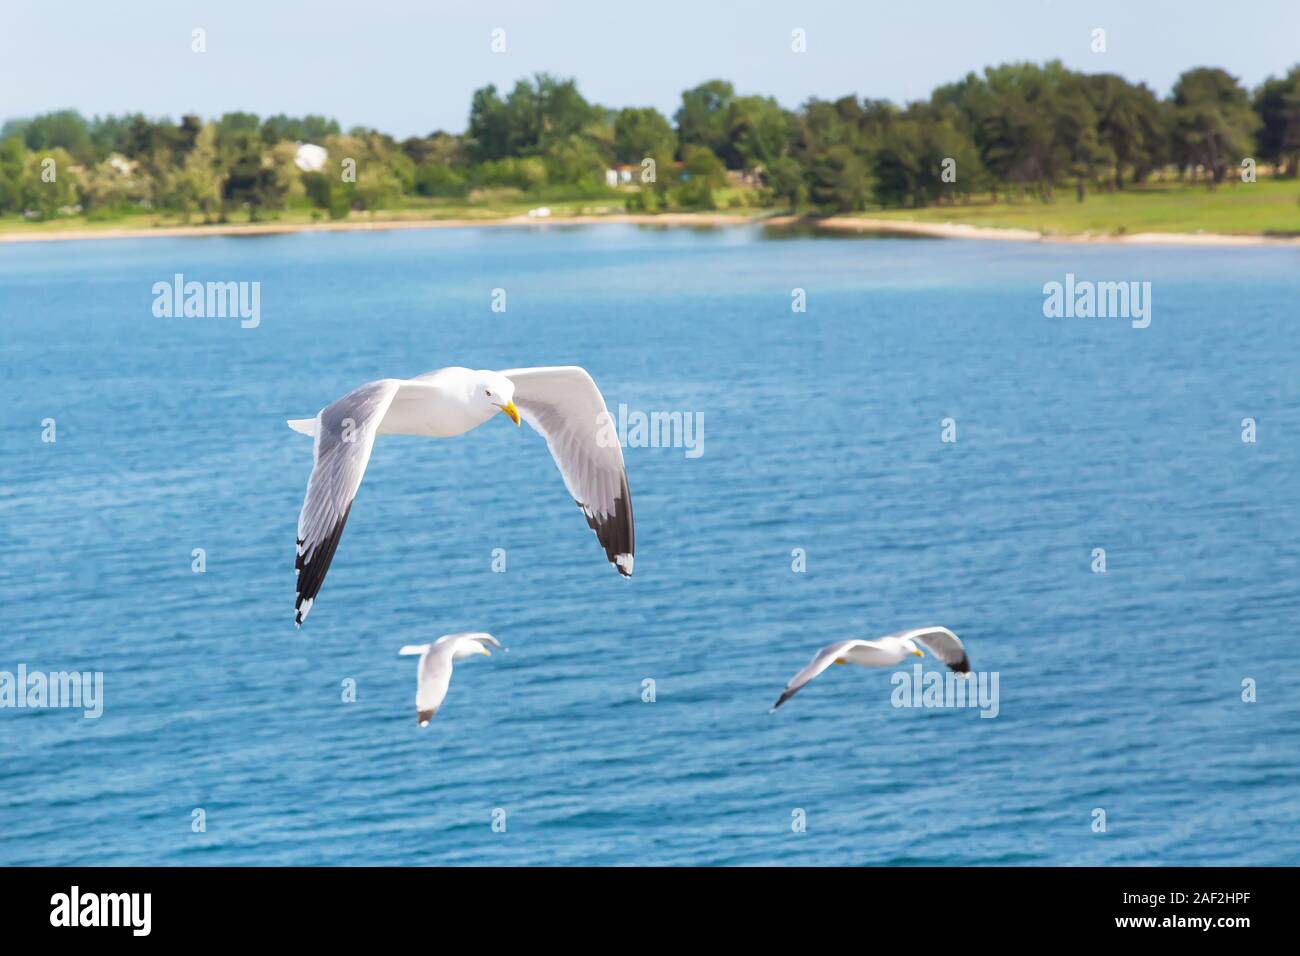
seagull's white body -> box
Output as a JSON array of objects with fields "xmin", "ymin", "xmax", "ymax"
[
  {"xmin": 771, "ymin": 626, "xmax": 972, "ymax": 711},
  {"xmin": 289, "ymin": 366, "xmax": 634, "ymax": 626},
  {"xmin": 832, "ymin": 639, "xmax": 918, "ymax": 668},
  {"xmin": 399, "ymin": 632, "xmax": 503, "ymax": 726},
  {"xmin": 378, "ymin": 369, "xmax": 498, "ymax": 438}
]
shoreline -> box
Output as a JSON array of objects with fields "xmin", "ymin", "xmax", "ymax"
[
  {"xmin": 2, "ymin": 211, "xmax": 1298, "ymax": 248},
  {"xmin": 800, "ymin": 216, "xmax": 1300, "ymax": 247}
]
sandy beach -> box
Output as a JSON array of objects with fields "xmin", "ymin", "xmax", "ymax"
[
  {"xmin": 2, "ymin": 211, "xmax": 1297, "ymax": 247},
  {"xmin": 770, "ymin": 216, "xmax": 1300, "ymax": 246}
]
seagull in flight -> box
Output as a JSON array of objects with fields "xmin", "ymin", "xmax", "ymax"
[
  {"xmin": 288, "ymin": 366, "xmax": 634, "ymax": 626},
  {"xmin": 399, "ymin": 632, "xmax": 504, "ymax": 725},
  {"xmin": 771, "ymin": 626, "xmax": 971, "ymax": 711}
]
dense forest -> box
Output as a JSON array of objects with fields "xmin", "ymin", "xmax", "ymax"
[{"xmin": 2, "ymin": 60, "xmax": 1297, "ymax": 222}]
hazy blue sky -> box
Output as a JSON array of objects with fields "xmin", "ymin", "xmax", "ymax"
[{"xmin": 2, "ymin": 0, "xmax": 1296, "ymax": 136}]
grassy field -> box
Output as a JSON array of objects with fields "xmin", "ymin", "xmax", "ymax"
[
  {"xmin": 0, "ymin": 186, "xmax": 763, "ymax": 238},
  {"xmin": 0, "ymin": 196, "xmax": 612, "ymax": 236},
  {"xmin": 2, "ymin": 180, "xmax": 1297, "ymax": 240},
  {"xmin": 861, "ymin": 179, "xmax": 1300, "ymax": 237}
]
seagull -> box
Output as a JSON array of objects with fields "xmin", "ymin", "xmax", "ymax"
[
  {"xmin": 287, "ymin": 366, "xmax": 634, "ymax": 626},
  {"xmin": 399, "ymin": 632, "xmax": 504, "ymax": 725},
  {"xmin": 770, "ymin": 626, "xmax": 971, "ymax": 712}
]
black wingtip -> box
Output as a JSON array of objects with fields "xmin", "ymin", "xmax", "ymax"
[
  {"xmin": 293, "ymin": 504, "xmax": 352, "ymax": 628},
  {"xmin": 581, "ymin": 473, "xmax": 634, "ymax": 577}
]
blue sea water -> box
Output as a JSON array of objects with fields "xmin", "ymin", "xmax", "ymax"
[{"xmin": 1, "ymin": 223, "xmax": 1298, "ymax": 866}]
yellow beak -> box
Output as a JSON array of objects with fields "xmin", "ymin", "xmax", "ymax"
[
  {"xmin": 913, "ymin": 649, "xmax": 924, "ymax": 657},
  {"xmin": 481, "ymin": 647, "xmax": 492, "ymax": 656},
  {"xmin": 501, "ymin": 401, "xmax": 520, "ymax": 426}
]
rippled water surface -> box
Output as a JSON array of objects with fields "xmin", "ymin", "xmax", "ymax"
[{"xmin": 2, "ymin": 224, "xmax": 1298, "ymax": 864}]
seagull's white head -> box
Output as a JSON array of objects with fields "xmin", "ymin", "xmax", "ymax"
[
  {"xmin": 900, "ymin": 637, "xmax": 925, "ymax": 658},
  {"xmin": 474, "ymin": 371, "xmax": 519, "ymax": 426},
  {"xmin": 452, "ymin": 632, "xmax": 499, "ymax": 660}
]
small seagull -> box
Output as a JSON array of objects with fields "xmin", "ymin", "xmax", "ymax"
[
  {"xmin": 771, "ymin": 626, "xmax": 971, "ymax": 712},
  {"xmin": 399, "ymin": 632, "xmax": 504, "ymax": 726},
  {"xmin": 288, "ymin": 366, "xmax": 634, "ymax": 626}
]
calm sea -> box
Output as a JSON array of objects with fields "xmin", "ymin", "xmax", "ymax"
[{"xmin": 1, "ymin": 223, "xmax": 1297, "ymax": 865}]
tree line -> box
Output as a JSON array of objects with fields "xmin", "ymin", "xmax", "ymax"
[{"xmin": 2, "ymin": 60, "xmax": 1297, "ymax": 222}]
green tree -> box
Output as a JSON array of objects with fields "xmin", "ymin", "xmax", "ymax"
[
  {"xmin": 675, "ymin": 80, "xmax": 735, "ymax": 157},
  {"xmin": 260, "ymin": 114, "xmax": 340, "ymax": 145},
  {"xmin": 220, "ymin": 128, "xmax": 291, "ymax": 221},
  {"xmin": 78, "ymin": 153, "xmax": 155, "ymax": 213},
  {"xmin": 1253, "ymin": 66, "xmax": 1300, "ymax": 176},
  {"xmin": 402, "ymin": 131, "xmax": 464, "ymax": 167},
  {"xmin": 324, "ymin": 133, "xmax": 412, "ymax": 211},
  {"xmin": 0, "ymin": 136, "xmax": 28, "ymax": 213},
  {"xmin": 183, "ymin": 123, "xmax": 224, "ymax": 219},
  {"xmin": 544, "ymin": 133, "xmax": 606, "ymax": 189},
  {"xmin": 785, "ymin": 96, "xmax": 892, "ymax": 208},
  {"xmin": 1056, "ymin": 73, "xmax": 1110, "ymax": 201},
  {"xmin": 1171, "ymin": 67, "xmax": 1260, "ymax": 183},
  {"xmin": 15, "ymin": 147, "xmax": 79, "ymax": 219},
  {"xmin": 805, "ymin": 144, "xmax": 869, "ymax": 212},
  {"xmin": 466, "ymin": 85, "xmax": 512, "ymax": 160},
  {"xmin": 413, "ymin": 163, "xmax": 468, "ymax": 197},
  {"xmin": 935, "ymin": 62, "xmax": 1071, "ymax": 199},
  {"xmin": 726, "ymin": 95, "xmax": 794, "ymax": 171},
  {"xmin": 613, "ymin": 107, "xmax": 676, "ymax": 165},
  {"xmin": 763, "ymin": 154, "xmax": 808, "ymax": 210},
  {"xmin": 672, "ymin": 144, "xmax": 726, "ymax": 208},
  {"xmin": 872, "ymin": 105, "xmax": 985, "ymax": 207},
  {"xmin": 1080, "ymin": 74, "xmax": 1168, "ymax": 188},
  {"xmin": 625, "ymin": 141, "xmax": 677, "ymax": 211},
  {"xmin": 12, "ymin": 110, "xmax": 93, "ymax": 161},
  {"xmin": 467, "ymin": 74, "xmax": 599, "ymax": 162},
  {"xmin": 86, "ymin": 115, "xmax": 137, "ymax": 161},
  {"xmin": 471, "ymin": 156, "xmax": 548, "ymax": 191},
  {"xmin": 218, "ymin": 112, "xmax": 262, "ymax": 136}
]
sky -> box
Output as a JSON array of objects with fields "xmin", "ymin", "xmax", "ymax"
[{"xmin": 2, "ymin": 0, "xmax": 1297, "ymax": 137}]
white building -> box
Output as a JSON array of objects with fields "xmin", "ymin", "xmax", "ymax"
[
  {"xmin": 294, "ymin": 142, "xmax": 328, "ymax": 173},
  {"xmin": 604, "ymin": 166, "xmax": 636, "ymax": 187}
]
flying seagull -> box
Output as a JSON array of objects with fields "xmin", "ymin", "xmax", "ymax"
[
  {"xmin": 399, "ymin": 632, "xmax": 504, "ymax": 725},
  {"xmin": 771, "ymin": 626, "xmax": 971, "ymax": 712},
  {"xmin": 288, "ymin": 366, "xmax": 634, "ymax": 626}
]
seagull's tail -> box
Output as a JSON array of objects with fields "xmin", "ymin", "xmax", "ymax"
[
  {"xmin": 287, "ymin": 418, "xmax": 317, "ymax": 436},
  {"xmin": 399, "ymin": 644, "xmax": 430, "ymax": 656}
]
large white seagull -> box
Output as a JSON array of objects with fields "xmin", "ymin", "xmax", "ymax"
[{"xmin": 288, "ymin": 366, "xmax": 634, "ymax": 625}]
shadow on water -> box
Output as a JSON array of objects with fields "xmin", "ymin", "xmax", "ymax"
[{"xmin": 758, "ymin": 221, "xmax": 940, "ymax": 241}]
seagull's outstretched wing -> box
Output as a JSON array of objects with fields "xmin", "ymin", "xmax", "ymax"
[
  {"xmin": 896, "ymin": 626, "xmax": 971, "ymax": 674},
  {"xmin": 293, "ymin": 379, "xmax": 400, "ymax": 626},
  {"xmin": 500, "ymin": 366, "xmax": 634, "ymax": 577},
  {"xmin": 771, "ymin": 639, "xmax": 873, "ymax": 711}
]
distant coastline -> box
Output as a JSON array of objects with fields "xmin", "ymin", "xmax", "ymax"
[{"xmin": 3, "ymin": 211, "xmax": 1299, "ymax": 247}]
